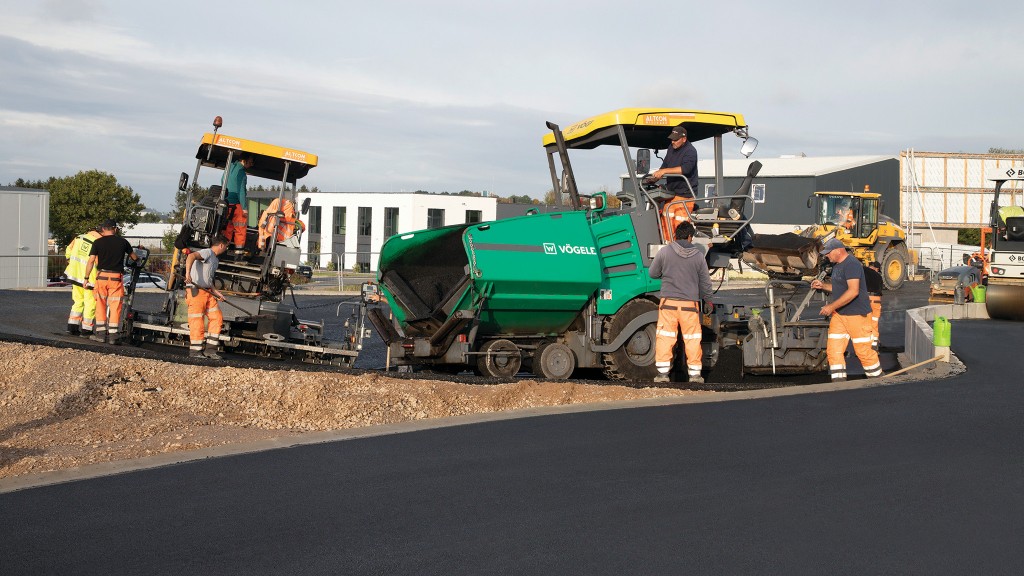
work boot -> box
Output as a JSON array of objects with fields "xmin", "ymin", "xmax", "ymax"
[
  {"xmin": 67, "ymin": 323, "xmax": 80, "ymax": 336},
  {"xmin": 690, "ymin": 375, "xmax": 705, "ymax": 384},
  {"xmin": 80, "ymin": 329, "xmax": 93, "ymax": 338},
  {"xmin": 832, "ymin": 376, "xmax": 847, "ymax": 383},
  {"xmin": 89, "ymin": 333, "xmax": 106, "ymax": 343},
  {"xmin": 203, "ymin": 349, "xmax": 223, "ymax": 360},
  {"xmin": 653, "ymin": 374, "xmax": 670, "ymax": 383}
]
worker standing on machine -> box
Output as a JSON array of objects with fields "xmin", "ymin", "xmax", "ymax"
[
  {"xmin": 648, "ymin": 124, "xmax": 699, "ymax": 234},
  {"xmin": 224, "ymin": 152, "xmax": 253, "ymax": 257},
  {"xmin": 810, "ymin": 238, "xmax": 883, "ymax": 381},
  {"xmin": 649, "ymin": 221, "xmax": 713, "ymax": 384},
  {"xmin": 83, "ymin": 220, "xmax": 139, "ymax": 344},
  {"xmin": 864, "ymin": 261, "xmax": 884, "ymax": 351},
  {"xmin": 184, "ymin": 235, "xmax": 229, "ymax": 359},
  {"xmin": 63, "ymin": 225, "xmax": 101, "ymax": 337}
]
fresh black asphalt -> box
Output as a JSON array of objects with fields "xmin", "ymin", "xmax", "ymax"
[{"xmin": 2, "ymin": 318, "xmax": 1022, "ymax": 574}]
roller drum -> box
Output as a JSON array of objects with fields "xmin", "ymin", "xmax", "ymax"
[{"xmin": 984, "ymin": 283, "xmax": 1024, "ymax": 321}]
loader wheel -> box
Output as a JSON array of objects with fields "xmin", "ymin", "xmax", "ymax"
[
  {"xmin": 602, "ymin": 299, "xmax": 658, "ymax": 381},
  {"xmin": 476, "ymin": 339, "xmax": 522, "ymax": 378},
  {"xmin": 534, "ymin": 342, "xmax": 576, "ymax": 380},
  {"xmin": 881, "ymin": 247, "xmax": 907, "ymax": 290}
]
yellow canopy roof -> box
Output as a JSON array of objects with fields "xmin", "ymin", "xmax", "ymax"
[
  {"xmin": 541, "ymin": 108, "xmax": 748, "ymax": 150},
  {"xmin": 196, "ymin": 133, "xmax": 318, "ymax": 183}
]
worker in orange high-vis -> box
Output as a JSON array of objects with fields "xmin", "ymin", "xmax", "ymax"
[
  {"xmin": 864, "ymin": 261, "xmax": 884, "ymax": 350},
  {"xmin": 83, "ymin": 220, "xmax": 138, "ymax": 344},
  {"xmin": 224, "ymin": 152, "xmax": 254, "ymax": 258},
  {"xmin": 835, "ymin": 200, "xmax": 855, "ymax": 231},
  {"xmin": 256, "ymin": 196, "xmax": 297, "ymax": 251},
  {"xmin": 63, "ymin": 226, "xmax": 102, "ymax": 336},
  {"xmin": 184, "ymin": 235, "xmax": 229, "ymax": 359},
  {"xmin": 648, "ymin": 221, "xmax": 713, "ymax": 384},
  {"xmin": 810, "ymin": 238, "xmax": 884, "ymax": 382}
]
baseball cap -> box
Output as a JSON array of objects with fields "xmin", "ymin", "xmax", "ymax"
[
  {"xmin": 668, "ymin": 125, "xmax": 688, "ymax": 141},
  {"xmin": 100, "ymin": 219, "xmax": 118, "ymax": 229},
  {"xmin": 819, "ymin": 238, "xmax": 846, "ymax": 255}
]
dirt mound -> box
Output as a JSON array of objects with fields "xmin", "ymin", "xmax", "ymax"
[{"xmin": 0, "ymin": 343, "xmax": 692, "ymax": 479}]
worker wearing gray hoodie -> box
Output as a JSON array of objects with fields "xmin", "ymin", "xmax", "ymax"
[{"xmin": 648, "ymin": 221, "xmax": 713, "ymax": 384}]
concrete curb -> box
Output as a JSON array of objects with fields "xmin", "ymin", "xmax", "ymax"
[{"xmin": 904, "ymin": 302, "xmax": 988, "ymax": 366}]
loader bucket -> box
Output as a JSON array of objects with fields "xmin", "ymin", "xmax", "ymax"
[{"xmin": 741, "ymin": 233, "xmax": 821, "ymax": 276}]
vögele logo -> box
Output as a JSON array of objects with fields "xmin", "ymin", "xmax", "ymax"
[{"xmin": 543, "ymin": 243, "xmax": 556, "ymax": 255}]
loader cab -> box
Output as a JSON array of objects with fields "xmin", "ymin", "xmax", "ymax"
[{"xmin": 812, "ymin": 192, "xmax": 881, "ymax": 240}]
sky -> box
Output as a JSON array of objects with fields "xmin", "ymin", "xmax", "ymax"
[{"xmin": 2, "ymin": 0, "xmax": 1024, "ymax": 212}]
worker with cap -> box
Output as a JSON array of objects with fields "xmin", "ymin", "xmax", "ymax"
[
  {"xmin": 810, "ymin": 238, "xmax": 883, "ymax": 381},
  {"xmin": 648, "ymin": 221, "xmax": 713, "ymax": 384},
  {"xmin": 648, "ymin": 123, "xmax": 699, "ymax": 237},
  {"xmin": 63, "ymin": 225, "xmax": 102, "ymax": 336},
  {"xmin": 224, "ymin": 152, "xmax": 253, "ymax": 257},
  {"xmin": 864, "ymin": 261, "xmax": 884, "ymax": 350},
  {"xmin": 82, "ymin": 219, "xmax": 139, "ymax": 343},
  {"xmin": 183, "ymin": 234, "xmax": 229, "ymax": 359}
]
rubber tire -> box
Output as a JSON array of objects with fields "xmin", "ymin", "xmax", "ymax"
[
  {"xmin": 476, "ymin": 339, "xmax": 522, "ymax": 378},
  {"xmin": 881, "ymin": 247, "xmax": 907, "ymax": 290},
  {"xmin": 602, "ymin": 299, "xmax": 658, "ymax": 381},
  {"xmin": 534, "ymin": 342, "xmax": 576, "ymax": 380}
]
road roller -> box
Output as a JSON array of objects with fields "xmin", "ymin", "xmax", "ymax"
[{"xmin": 984, "ymin": 168, "xmax": 1024, "ymax": 321}]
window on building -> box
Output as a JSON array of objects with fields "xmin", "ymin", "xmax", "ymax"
[
  {"xmin": 308, "ymin": 206, "xmax": 322, "ymax": 234},
  {"xmin": 358, "ymin": 207, "xmax": 372, "ymax": 236},
  {"xmin": 384, "ymin": 207, "xmax": 399, "ymax": 237},
  {"xmin": 427, "ymin": 208, "xmax": 445, "ymax": 229},
  {"xmin": 332, "ymin": 207, "xmax": 346, "ymax": 235},
  {"xmin": 465, "ymin": 210, "xmax": 482, "ymax": 224}
]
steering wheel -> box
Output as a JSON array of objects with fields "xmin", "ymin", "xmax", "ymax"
[{"xmin": 640, "ymin": 175, "xmax": 663, "ymax": 192}]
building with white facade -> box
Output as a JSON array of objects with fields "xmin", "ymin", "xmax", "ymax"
[
  {"xmin": 277, "ymin": 192, "xmax": 496, "ymax": 271},
  {"xmin": 120, "ymin": 222, "xmax": 181, "ymax": 249}
]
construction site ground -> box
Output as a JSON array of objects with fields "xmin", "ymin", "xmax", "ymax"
[{"xmin": 0, "ymin": 281, "xmax": 932, "ymax": 480}]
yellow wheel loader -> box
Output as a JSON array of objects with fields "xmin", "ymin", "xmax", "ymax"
[{"xmin": 797, "ymin": 189, "xmax": 910, "ymax": 290}]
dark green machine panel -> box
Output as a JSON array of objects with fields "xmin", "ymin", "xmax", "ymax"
[{"xmin": 467, "ymin": 211, "xmax": 602, "ymax": 334}]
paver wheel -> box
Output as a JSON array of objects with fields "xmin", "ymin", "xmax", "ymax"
[
  {"xmin": 602, "ymin": 299, "xmax": 658, "ymax": 381},
  {"xmin": 534, "ymin": 342, "xmax": 576, "ymax": 380},
  {"xmin": 476, "ymin": 339, "xmax": 522, "ymax": 378}
]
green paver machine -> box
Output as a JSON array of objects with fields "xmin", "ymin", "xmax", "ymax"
[{"xmin": 368, "ymin": 108, "xmax": 777, "ymax": 380}]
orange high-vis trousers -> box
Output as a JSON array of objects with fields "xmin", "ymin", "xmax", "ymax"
[
  {"xmin": 93, "ymin": 273, "xmax": 125, "ymax": 337},
  {"xmin": 655, "ymin": 298, "xmax": 703, "ymax": 381},
  {"xmin": 869, "ymin": 295, "xmax": 882, "ymax": 350},
  {"xmin": 224, "ymin": 203, "xmax": 248, "ymax": 249},
  {"xmin": 186, "ymin": 287, "xmax": 224, "ymax": 353},
  {"xmin": 826, "ymin": 313, "xmax": 883, "ymax": 381}
]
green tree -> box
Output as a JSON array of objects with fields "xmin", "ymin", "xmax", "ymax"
[
  {"xmin": 958, "ymin": 228, "xmax": 982, "ymax": 245},
  {"xmin": 988, "ymin": 148, "xmax": 1024, "ymax": 154},
  {"xmin": 161, "ymin": 229, "xmax": 179, "ymax": 253},
  {"xmin": 49, "ymin": 170, "xmax": 144, "ymax": 246},
  {"xmin": 139, "ymin": 211, "xmax": 163, "ymax": 223}
]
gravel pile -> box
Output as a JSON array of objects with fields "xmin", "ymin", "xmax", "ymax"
[{"xmin": 0, "ymin": 342, "xmax": 692, "ymax": 479}]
